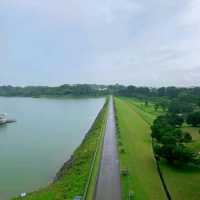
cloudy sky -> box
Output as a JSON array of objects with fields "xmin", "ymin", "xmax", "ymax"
[{"xmin": 0, "ymin": 0, "xmax": 200, "ymax": 86}]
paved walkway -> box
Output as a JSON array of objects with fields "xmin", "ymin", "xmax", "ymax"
[{"xmin": 94, "ymin": 97, "xmax": 121, "ymax": 200}]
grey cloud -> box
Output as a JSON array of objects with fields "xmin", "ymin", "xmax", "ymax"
[{"xmin": 0, "ymin": 0, "xmax": 200, "ymax": 86}]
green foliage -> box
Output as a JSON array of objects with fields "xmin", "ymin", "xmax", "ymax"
[
  {"xmin": 157, "ymin": 99, "xmax": 169, "ymax": 111},
  {"xmin": 151, "ymin": 116, "xmax": 175, "ymax": 141},
  {"xmin": 0, "ymin": 85, "xmax": 108, "ymax": 97},
  {"xmin": 198, "ymin": 100, "xmax": 200, "ymax": 108},
  {"xmin": 151, "ymin": 114, "xmax": 184, "ymax": 142},
  {"xmin": 155, "ymin": 143, "xmax": 194, "ymax": 166},
  {"xmin": 144, "ymin": 100, "xmax": 149, "ymax": 107},
  {"xmin": 168, "ymin": 114, "xmax": 184, "ymax": 127},
  {"xmin": 151, "ymin": 114, "xmax": 196, "ymax": 167},
  {"xmin": 117, "ymin": 86, "xmax": 200, "ymax": 100},
  {"xmin": 183, "ymin": 132, "xmax": 192, "ymax": 143},
  {"xmin": 168, "ymin": 100, "xmax": 193, "ymax": 114},
  {"xmin": 187, "ymin": 112, "xmax": 200, "ymax": 127},
  {"xmin": 154, "ymin": 103, "xmax": 159, "ymax": 111}
]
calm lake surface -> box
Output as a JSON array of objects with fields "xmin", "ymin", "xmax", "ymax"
[{"xmin": 0, "ymin": 97, "xmax": 105, "ymax": 200}]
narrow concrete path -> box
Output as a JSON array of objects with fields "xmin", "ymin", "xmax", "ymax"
[{"xmin": 94, "ymin": 97, "xmax": 121, "ymax": 200}]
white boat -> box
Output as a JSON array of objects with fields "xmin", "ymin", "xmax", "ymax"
[
  {"xmin": 0, "ymin": 114, "xmax": 7, "ymax": 124},
  {"xmin": 20, "ymin": 192, "xmax": 26, "ymax": 197},
  {"xmin": 0, "ymin": 113, "xmax": 16, "ymax": 125}
]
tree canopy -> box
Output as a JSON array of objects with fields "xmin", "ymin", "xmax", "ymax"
[
  {"xmin": 151, "ymin": 114, "xmax": 195, "ymax": 166},
  {"xmin": 187, "ymin": 112, "xmax": 200, "ymax": 127}
]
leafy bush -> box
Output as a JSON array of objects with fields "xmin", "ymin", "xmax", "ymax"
[
  {"xmin": 168, "ymin": 100, "xmax": 193, "ymax": 114},
  {"xmin": 167, "ymin": 114, "xmax": 184, "ymax": 127},
  {"xmin": 151, "ymin": 114, "xmax": 195, "ymax": 167},
  {"xmin": 187, "ymin": 112, "xmax": 200, "ymax": 127},
  {"xmin": 154, "ymin": 143, "xmax": 194, "ymax": 166}
]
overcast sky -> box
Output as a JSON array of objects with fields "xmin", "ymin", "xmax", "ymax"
[{"xmin": 0, "ymin": 0, "xmax": 200, "ymax": 86}]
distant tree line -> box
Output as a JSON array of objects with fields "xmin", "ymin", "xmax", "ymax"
[
  {"xmin": 1, "ymin": 84, "xmax": 200, "ymax": 99},
  {"xmin": 116, "ymin": 86, "xmax": 200, "ymax": 102},
  {"xmin": 0, "ymin": 84, "xmax": 109, "ymax": 97}
]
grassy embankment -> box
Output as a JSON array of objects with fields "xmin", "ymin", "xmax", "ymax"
[
  {"xmin": 122, "ymin": 97, "xmax": 200, "ymax": 200},
  {"xmin": 13, "ymin": 99, "xmax": 108, "ymax": 200},
  {"xmin": 114, "ymin": 97, "xmax": 166, "ymax": 200}
]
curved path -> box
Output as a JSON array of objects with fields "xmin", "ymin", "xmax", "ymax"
[{"xmin": 94, "ymin": 97, "xmax": 121, "ymax": 200}]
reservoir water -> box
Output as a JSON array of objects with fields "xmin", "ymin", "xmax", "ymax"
[{"xmin": 0, "ymin": 97, "xmax": 104, "ymax": 200}]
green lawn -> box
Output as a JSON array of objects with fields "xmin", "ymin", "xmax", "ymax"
[
  {"xmin": 114, "ymin": 97, "xmax": 166, "ymax": 200},
  {"xmin": 183, "ymin": 127, "xmax": 200, "ymax": 154},
  {"xmin": 13, "ymin": 99, "xmax": 108, "ymax": 200},
  {"xmin": 124, "ymin": 97, "xmax": 163, "ymax": 115},
  {"xmin": 123, "ymin": 98, "xmax": 158, "ymax": 125},
  {"xmin": 125, "ymin": 97, "xmax": 200, "ymax": 200}
]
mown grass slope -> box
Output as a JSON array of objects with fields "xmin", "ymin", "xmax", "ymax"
[
  {"xmin": 123, "ymin": 97, "xmax": 162, "ymax": 124},
  {"xmin": 13, "ymin": 99, "xmax": 108, "ymax": 200},
  {"xmin": 114, "ymin": 97, "xmax": 166, "ymax": 200},
  {"xmin": 126, "ymin": 97, "xmax": 200, "ymax": 200}
]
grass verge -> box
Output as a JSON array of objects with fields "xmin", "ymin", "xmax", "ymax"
[
  {"xmin": 13, "ymin": 99, "xmax": 108, "ymax": 200},
  {"xmin": 114, "ymin": 97, "xmax": 166, "ymax": 200}
]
